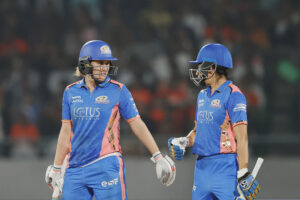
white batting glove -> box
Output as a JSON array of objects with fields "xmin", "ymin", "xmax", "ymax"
[
  {"xmin": 151, "ymin": 152, "xmax": 176, "ymax": 186},
  {"xmin": 45, "ymin": 165, "xmax": 63, "ymax": 194}
]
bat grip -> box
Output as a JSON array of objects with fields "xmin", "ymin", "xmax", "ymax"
[{"xmin": 51, "ymin": 187, "xmax": 60, "ymax": 200}]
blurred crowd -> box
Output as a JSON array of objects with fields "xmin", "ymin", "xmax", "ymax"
[{"xmin": 0, "ymin": 0, "xmax": 299, "ymax": 158}]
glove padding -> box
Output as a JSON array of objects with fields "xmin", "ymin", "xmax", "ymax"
[
  {"xmin": 151, "ymin": 152, "xmax": 176, "ymax": 186},
  {"xmin": 238, "ymin": 171, "xmax": 260, "ymax": 200},
  {"xmin": 45, "ymin": 165, "xmax": 64, "ymax": 195},
  {"xmin": 168, "ymin": 137, "xmax": 189, "ymax": 160}
]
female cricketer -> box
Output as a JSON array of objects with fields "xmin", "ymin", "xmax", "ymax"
[
  {"xmin": 45, "ymin": 40, "xmax": 175, "ymax": 200},
  {"xmin": 168, "ymin": 43, "xmax": 260, "ymax": 200}
]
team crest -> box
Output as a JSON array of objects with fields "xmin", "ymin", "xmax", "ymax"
[
  {"xmin": 100, "ymin": 45, "xmax": 111, "ymax": 54},
  {"xmin": 211, "ymin": 99, "xmax": 221, "ymax": 108},
  {"xmin": 95, "ymin": 96, "xmax": 109, "ymax": 104}
]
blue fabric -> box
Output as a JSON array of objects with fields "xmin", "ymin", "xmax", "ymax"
[
  {"xmin": 62, "ymin": 79, "xmax": 139, "ymax": 168},
  {"xmin": 192, "ymin": 80, "xmax": 247, "ymax": 156},
  {"xmin": 192, "ymin": 154, "xmax": 239, "ymax": 200},
  {"xmin": 62, "ymin": 155, "xmax": 127, "ymax": 200}
]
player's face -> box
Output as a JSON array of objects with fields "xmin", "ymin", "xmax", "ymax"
[
  {"xmin": 91, "ymin": 60, "xmax": 110, "ymax": 81},
  {"xmin": 196, "ymin": 63, "xmax": 216, "ymax": 85},
  {"xmin": 196, "ymin": 63, "xmax": 215, "ymax": 78}
]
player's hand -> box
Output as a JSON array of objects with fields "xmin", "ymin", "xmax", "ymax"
[
  {"xmin": 168, "ymin": 137, "xmax": 189, "ymax": 160},
  {"xmin": 45, "ymin": 165, "xmax": 63, "ymax": 194},
  {"xmin": 151, "ymin": 152, "xmax": 176, "ymax": 186},
  {"xmin": 237, "ymin": 168, "xmax": 260, "ymax": 200}
]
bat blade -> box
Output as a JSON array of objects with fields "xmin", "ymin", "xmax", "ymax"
[{"xmin": 251, "ymin": 157, "xmax": 264, "ymax": 178}]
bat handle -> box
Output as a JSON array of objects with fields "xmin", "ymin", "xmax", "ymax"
[
  {"xmin": 51, "ymin": 187, "xmax": 60, "ymax": 200},
  {"xmin": 251, "ymin": 157, "xmax": 264, "ymax": 178}
]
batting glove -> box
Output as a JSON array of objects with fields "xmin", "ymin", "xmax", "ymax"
[
  {"xmin": 168, "ymin": 137, "xmax": 189, "ymax": 160},
  {"xmin": 237, "ymin": 168, "xmax": 260, "ymax": 200},
  {"xmin": 151, "ymin": 152, "xmax": 176, "ymax": 186},
  {"xmin": 45, "ymin": 165, "xmax": 63, "ymax": 194}
]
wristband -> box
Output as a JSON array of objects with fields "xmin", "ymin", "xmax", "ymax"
[
  {"xmin": 151, "ymin": 152, "xmax": 163, "ymax": 163},
  {"xmin": 237, "ymin": 168, "xmax": 248, "ymax": 179}
]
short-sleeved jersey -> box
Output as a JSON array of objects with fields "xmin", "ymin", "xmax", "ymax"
[
  {"xmin": 192, "ymin": 80, "xmax": 248, "ymax": 156},
  {"xmin": 62, "ymin": 77, "xmax": 139, "ymax": 168}
]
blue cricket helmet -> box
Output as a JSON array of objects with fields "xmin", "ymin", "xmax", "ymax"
[
  {"xmin": 79, "ymin": 40, "xmax": 118, "ymax": 61},
  {"xmin": 189, "ymin": 43, "xmax": 232, "ymax": 69},
  {"xmin": 78, "ymin": 40, "xmax": 118, "ymax": 80}
]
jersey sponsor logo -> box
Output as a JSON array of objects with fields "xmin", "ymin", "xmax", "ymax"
[
  {"xmin": 197, "ymin": 111, "xmax": 213, "ymax": 123},
  {"xmin": 72, "ymin": 96, "xmax": 83, "ymax": 103},
  {"xmin": 100, "ymin": 45, "xmax": 112, "ymax": 55},
  {"xmin": 221, "ymin": 132, "xmax": 232, "ymax": 151},
  {"xmin": 72, "ymin": 99, "xmax": 83, "ymax": 103},
  {"xmin": 198, "ymin": 99, "xmax": 204, "ymax": 107},
  {"xmin": 73, "ymin": 107, "xmax": 100, "ymax": 120},
  {"xmin": 130, "ymin": 98, "xmax": 138, "ymax": 112},
  {"xmin": 133, "ymin": 103, "xmax": 138, "ymax": 112},
  {"xmin": 233, "ymin": 103, "xmax": 246, "ymax": 112},
  {"xmin": 101, "ymin": 178, "xmax": 118, "ymax": 187},
  {"xmin": 95, "ymin": 96, "xmax": 109, "ymax": 104},
  {"xmin": 210, "ymin": 99, "xmax": 221, "ymax": 108}
]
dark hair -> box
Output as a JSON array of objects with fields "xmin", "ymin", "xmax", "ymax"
[{"xmin": 216, "ymin": 66, "xmax": 228, "ymax": 78}]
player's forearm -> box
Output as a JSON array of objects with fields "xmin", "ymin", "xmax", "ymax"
[
  {"xmin": 129, "ymin": 118, "xmax": 160, "ymax": 155},
  {"xmin": 53, "ymin": 123, "xmax": 71, "ymax": 166},
  {"xmin": 236, "ymin": 139, "xmax": 248, "ymax": 169},
  {"xmin": 234, "ymin": 125, "xmax": 249, "ymax": 169}
]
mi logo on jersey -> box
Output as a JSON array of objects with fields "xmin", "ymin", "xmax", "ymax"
[
  {"xmin": 211, "ymin": 99, "xmax": 221, "ymax": 108},
  {"xmin": 95, "ymin": 96, "xmax": 109, "ymax": 104},
  {"xmin": 100, "ymin": 45, "xmax": 111, "ymax": 55}
]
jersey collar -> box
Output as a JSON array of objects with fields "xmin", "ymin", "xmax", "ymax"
[
  {"xmin": 206, "ymin": 80, "xmax": 232, "ymax": 96},
  {"xmin": 97, "ymin": 76, "xmax": 111, "ymax": 87},
  {"xmin": 77, "ymin": 79, "xmax": 86, "ymax": 88},
  {"xmin": 216, "ymin": 80, "xmax": 232, "ymax": 93},
  {"xmin": 77, "ymin": 76, "xmax": 111, "ymax": 89}
]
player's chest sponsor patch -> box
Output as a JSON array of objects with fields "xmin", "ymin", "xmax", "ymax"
[
  {"xmin": 72, "ymin": 96, "xmax": 83, "ymax": 103},
  {"xmin": 197, "ymin": 111, "xmax": 214, "ymax": 123},
  {"xmin": 198, "ymin": 99, "xmax": 205, "ymax": 107},
  {"xmin": 73, "ymin": 107, "xmax": 101, "ymax": 120},
  {"xmin": 210, "ymin": 99, "xmax": 221, "ymax": 108},
  {"xmin": 95, "ymin": 96, "xmax": 110, "ymax": 104}
]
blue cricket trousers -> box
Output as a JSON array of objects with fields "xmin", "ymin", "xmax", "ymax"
[
  {"xmin": 62, "ymin": 155, "xmax": 127, "ymax": 200},
  {"xmin": 192, "ymin": 153, "xmax": 239, "ymax": 200}
]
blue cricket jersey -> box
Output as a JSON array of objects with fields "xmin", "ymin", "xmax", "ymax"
[
  {"xmin": 192, "ymin": 80, "xmax": 248, "ymax": 156},
  {"xmin": 62, "ymin": 77, "xmax": 139, "ymax": 168}
]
